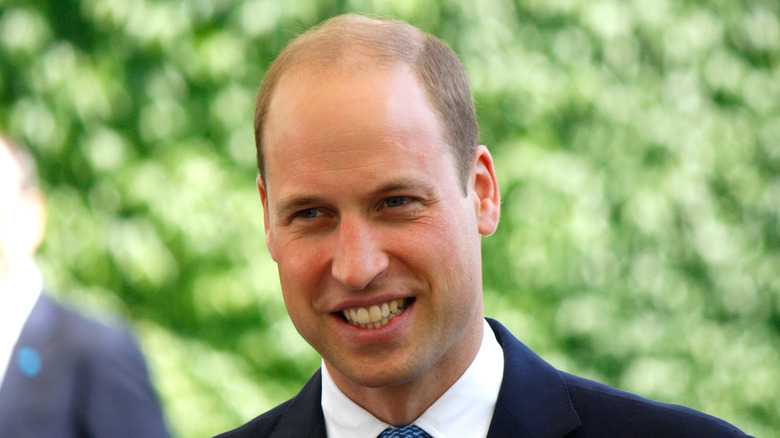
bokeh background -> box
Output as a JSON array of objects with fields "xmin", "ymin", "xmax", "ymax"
[{"xmin": 1, "ymin": 0, "xmax": 778, "ymax": 436}]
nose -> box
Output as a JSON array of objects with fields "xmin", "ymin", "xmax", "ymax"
[{"xmin": 331, "ymin": 217, "xmax": 389, "ymax": 290}]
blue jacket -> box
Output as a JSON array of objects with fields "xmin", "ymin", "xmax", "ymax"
[
  {"xmin": 216, "ymin": 318, "xmax": 751, "ymax": 437},
  {"xmin": 0, "ymin": 295, "xmax": 169, "ymax": 437}
]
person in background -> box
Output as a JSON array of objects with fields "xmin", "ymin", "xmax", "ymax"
[
  {"xmin": 0, "ymin": 134, "xmax": 170, "ymax": 438},
  {"xmin": 216, "ymin": 14, "xmax": 752, "ymax": 438}
]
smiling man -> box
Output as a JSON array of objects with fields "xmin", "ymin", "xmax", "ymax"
[{"xmin": 216, "ymin": 14, "xmax": 751, "ymax": 438}]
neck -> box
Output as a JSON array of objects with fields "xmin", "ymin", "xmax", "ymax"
[{"xmin": 326, "ymin": 315, "xmax": 484, "ymax": 426}]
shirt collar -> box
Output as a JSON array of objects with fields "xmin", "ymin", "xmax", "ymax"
[{"xmin": 322, "ymin": 318, "xmax": 504, "ymax": 438}]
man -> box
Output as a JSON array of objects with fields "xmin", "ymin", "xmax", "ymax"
[
  {"xmin": 218, "ymin": 14, "xmax": 751, "ymax": 438},
  {"xmin": 0, "ymin": 136, "xmax": 170, "ymax": 437}
]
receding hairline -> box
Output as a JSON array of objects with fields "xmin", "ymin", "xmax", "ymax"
[
  {"xmin": 255, "ymin": 14, "xmax": 479, "ymax": 192},
  {"xmin": 276, "ymin": 14, "xmax": 425, "ymax": 69},
  {"xmin": 263, "ymin": 59, "xmax": 437, "ymax": 136},
  {"xmin": 256, "ymin": 15, "xmax": 429, "ymax": 131},
  {"xmin": 259, "ymin": 16, "xmax": 437, "ymax": 155}
]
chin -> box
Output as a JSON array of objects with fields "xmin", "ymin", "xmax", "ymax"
[{"xmin": 333, "ymin": 354, "xmax": 430, "ymax": 389}]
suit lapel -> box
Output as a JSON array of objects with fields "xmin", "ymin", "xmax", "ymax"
[
  {"xmin": 270, "ymin": 319, "xmax": 580, "ymax": 438},
  {"xmin": 486, "ymin": 318, "xmax": 581, "ymax": 438},
  {"xmin": 272, "ymin": 370, "xmax": 327, "ymax": 438},
  {"xmin": 0, "ymin": 295, "xmax": 60, "ymax": 434}
]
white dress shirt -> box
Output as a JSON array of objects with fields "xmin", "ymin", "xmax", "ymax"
[
  {"xmin": 0, "ymin": 259, "xmax": 43, "ymax": 385},
  {"xmin": 322, "ymin": 319, "xmax": 504, "ymax": 438}
]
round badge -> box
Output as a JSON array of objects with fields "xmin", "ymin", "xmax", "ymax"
[{"xmin": 17, "ymin": 347, "xmax": 42, "ymax": 378}]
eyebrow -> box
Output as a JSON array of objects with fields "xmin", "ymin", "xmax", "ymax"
[
  {"xmin": 274, "ymin": 195, "xmax": 322, "ymax": 218},
  {"xmin": 364, "ymin": 176, "xmax": 439, "ymax": 202},
  {"xmin": 273, "ymin": 177, "xmax": 435, "ymax": 217},
  {"xmin": 373, "ymin": 180, "xmax": 420, "ymax": 195}
]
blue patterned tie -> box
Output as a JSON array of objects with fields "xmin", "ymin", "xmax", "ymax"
[{"xmin": 378, "ymin": 424, "xmax": 433, "ymax": 438}]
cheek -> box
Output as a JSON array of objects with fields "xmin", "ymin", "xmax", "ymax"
[
  {"xmin": 274, "ymin": 237, "xmax": 333, "ymax": 300},
  {"xmin": 420, "ymin": 216, "xmax": 482, "ymax": 294},
  {"xmin": 274, "ymin": 234, "xmax": 326, "ymax": 272},
  {"xmin": 281, "ymin": 284, "xmax": 307, "ymax": 327},
  {"xmin": 417, "ymin": 212, "xmax": 479, "ymax": 261},
  {"xmin": 278, "ymin": 265, "xmax": 318, "ymax": 336}
]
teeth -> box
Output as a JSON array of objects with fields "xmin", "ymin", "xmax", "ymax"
[
  {"xmin": 342, "ymin": 299, "xmax": 409, "ymax": 329},
  {"xmin": 356, "ymin": 308, "xmax": 370, "ymax": 324},
  {"xmin": 369, "ymin": 305, "xmax": 382, "ymax": 321}
]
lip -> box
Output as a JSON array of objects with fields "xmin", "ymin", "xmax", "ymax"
[
  {"xmin": 332, "ymin": 297, "xmax": 415, "ymax": 344},
  {"xmin": 332, "ymin": 295, "xmax": 411, "ymax": 313}
]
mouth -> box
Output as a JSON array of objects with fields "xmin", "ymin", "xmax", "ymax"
[{"xmin": 339, "ymin": 298, "xmax": 413, "ymax": 329}]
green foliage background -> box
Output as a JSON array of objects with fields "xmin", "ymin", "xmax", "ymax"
[{"xmin": 1, "ymin": 0, "xmax": 778, "ymax": 436}]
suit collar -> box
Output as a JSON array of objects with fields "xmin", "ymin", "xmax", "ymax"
[
  {"xmin": 0, "ymin": 260, "xmax": 42, "ymax": 381},
  {"xmin": 0, "ymin": 295, "xmax": 69, "ymax": 433},
  {"xmin": 276, "ymin": 319, "xmax": 581, "ymax": 438},
  {"xmin": 486, "ymin": 318, "xmax": 581, "ymax": 438},
  {"xmin": 272, "ymin": 369, "xmax": 327, "ymax": 438}
]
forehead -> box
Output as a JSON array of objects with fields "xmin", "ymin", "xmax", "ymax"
[
  {"xmin": 263, "ymin": 64, "xmax": 448, "ymax": 178},
  {"xmin": 270, "ymin": 63, "xmax": 430, "ymax": 128},
  {"xmin": 260, "ymin": 64, "xmax": 462, "ymax": 207}
]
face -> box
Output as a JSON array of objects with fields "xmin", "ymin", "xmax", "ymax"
[
  {"xmin": 0, "ymin": 142, "xmax": 43, "ymax": 283},
  {"xmin": 259, "ymin": 64, "xmax": 500, "ymax": 395}
]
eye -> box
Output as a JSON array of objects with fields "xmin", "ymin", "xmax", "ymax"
[
  {"xmin": 384, "ymin": 196, "xmax": 411, "ymax": 208},
  {"xmin": 285, "ymin": 206, "xmax": 333, "ymax": 230},
  {"xmin": 380, "ymin": 196, "xmax": 425, "ymax": 216},
  {"xmin": 296, "ymin": 208, "xmax": 322, "ymax": 219}
]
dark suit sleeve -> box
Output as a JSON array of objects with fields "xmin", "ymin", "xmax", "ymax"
[
  {"xmin": 214, "ymin": 370, "xmax": 327, "ymax": 438},
  {"xmin": 76, "ymin": 323, "xmax": 170, "ymax": 438},
  {"xmin": 486, "ymin": 318, "xmax": 753, "ymax": 438}
]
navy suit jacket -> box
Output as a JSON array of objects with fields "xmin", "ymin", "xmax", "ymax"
[
  {"xmin": 0, "ymin": 295, "xmax": 169, "ymax": 438},
  {"xmin": 216, "ymin": 318, "xmax": 751, "ymax": 438}
]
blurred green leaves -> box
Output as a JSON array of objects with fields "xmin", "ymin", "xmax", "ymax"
[{"xmin": 1, "ymin": 0, "xmax": 778, "ymax": 436}]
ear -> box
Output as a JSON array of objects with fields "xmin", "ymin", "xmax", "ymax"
[
  {"xmin": 256, "ymin": 175, "xmax": 275, "ymax": 255},
  {"xmin": 469, "ymin": 145, "xmax": 500, "ymax": 236}
]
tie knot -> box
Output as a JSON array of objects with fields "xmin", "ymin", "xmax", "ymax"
[{"xmin": 378, "ymin": 424, "xmax": 432, "ymax": 438}]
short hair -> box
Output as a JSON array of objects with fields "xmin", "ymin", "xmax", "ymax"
[
  {"xmin": 254, "ymin": 14, "xmax": 478, "ymax": 192},
  {"xmin": 0, "ymin": 136, "xmax": 38, "ymax": 191}
]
